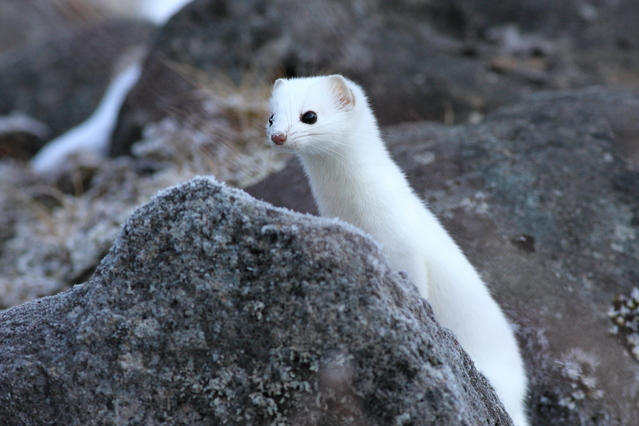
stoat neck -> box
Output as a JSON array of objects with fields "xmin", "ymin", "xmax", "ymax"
[{"xmin": 298, "ymin": 126, "xmax": 410, "ymax": 223}]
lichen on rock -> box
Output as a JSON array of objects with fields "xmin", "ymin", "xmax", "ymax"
[
  {"xmin": 0, "ymin": 177, "xmax": 512, "ymax": 425},
  {"xmin": 609, "ymin": 287, "xmax": 639, "ymax": 362}
]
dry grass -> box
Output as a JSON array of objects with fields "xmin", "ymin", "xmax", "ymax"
[{"xmin": 0, "ymin": 72, "xmax": 288, "ymax": 308}]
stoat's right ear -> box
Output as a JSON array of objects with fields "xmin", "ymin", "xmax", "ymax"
[
  {"xmin": 326, "ymin": 75, "xmax": 356, "ymax": 112},
  {"xmin": 273, "ymin": 78, "xmax": 286, "ymax": 90}
]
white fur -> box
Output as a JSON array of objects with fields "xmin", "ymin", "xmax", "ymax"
[{"xmin": 266, "ymin": 75, "xmax": 529, "ymax": 425}]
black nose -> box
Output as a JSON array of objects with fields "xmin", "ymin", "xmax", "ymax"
[{"xmin": 271, "ymin": 133, "xmax": 287, "ymax": 145}]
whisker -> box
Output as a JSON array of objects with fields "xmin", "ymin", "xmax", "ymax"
[
  {"xmin": 260, "ymin": 147, "xmax": 274, "ymax": 194},
  {"xmin": 301, "ymin": 78, "xmax": 314, "ymax": 115},
  {"xmin": 287, "ymin": 85, "xmax": 293, "ymax": 130},
  {"xmin": 305, "ymin": 132, "xmax": 372, "ymax": 147},
  {"xmin": 297, "ymin": 137, "xmax": 348, "ymax": 163}
]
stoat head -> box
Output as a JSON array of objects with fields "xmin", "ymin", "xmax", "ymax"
[{"xmin": 266, "ymin": 75, "xmax": 361, "ymax": 156}]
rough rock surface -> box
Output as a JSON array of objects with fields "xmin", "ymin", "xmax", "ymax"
[
  {"xmin": 0, "ymin": 177, "xmax": 511, "ymax": 425},
  {"xmin": 0, "ymin": 19, "xmax": 154, "ymax": 144},
  {"xmin": 110, "ymin": 0, "xmax": 639, "ymax": 155},
  {"xmin": 246, "ymin": 87, "xmax": 639, "ymax": 424}
]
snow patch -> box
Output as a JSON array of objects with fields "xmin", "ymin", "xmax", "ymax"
[
  {"xmin": 31, "ymin": 62, "xmax": 142, "ymax": 174},
  {"xmin": 137, "ymin": 0, "xmax": 193, "ymax": 24}
]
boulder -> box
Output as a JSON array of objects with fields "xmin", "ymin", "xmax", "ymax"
[
  {"xmin": 246, "ymin": 87, "xmax": 639, "ymax": 424},
  {"xmin": 0, "ymin": 0, "xmax": 88, "ymax": 54},
  {"xmin": 0, "ymin": 177, "xmax": 511, "ymax": 425},
  {"xmin": 0, "ymin": 112, "xmax": 50, "ymax": 160},
  {"xmin": 110, "ymin": 0, "xmax": 639, "ymax": 155},
  {"xmin": 0, "ymin": 19, "xmax": 154, "ymax": 145}
]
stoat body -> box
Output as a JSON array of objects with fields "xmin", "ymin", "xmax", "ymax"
[{"xmin": 266, "ymin": 75, "xmax": 529, "ymax": 425}]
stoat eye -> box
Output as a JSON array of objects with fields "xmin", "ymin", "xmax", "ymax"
[
  {"xmin": 300, "ymin": 111, "xmax": 317, "ymax": 124},
  {"xmin": 268, "ymin": 113, "xmax": 274, "ymax": 126}
]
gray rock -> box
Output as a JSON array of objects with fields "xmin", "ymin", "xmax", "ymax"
[
  {"xmin": 110, "ymin": 0, "xmax": 639, "ymax": 155},
  {"xmin": 0, "ymin": 177, "xmax": 511, "ymax": 425},
  {"xmin": 0, "ymin": 19, "xmax": 154, "ymax": 144},
  {"xmin": 0, "ymin": 112, "xmax": 50, "ymax": 160},
  {"xmin": 0, "ymin": 0, "xmax": 85, "ymax": 54},
  {"xmin": 246, "ymin": 86, "xmax": 639, "ymax": 424},
  {"xmin": 0, "ymin": 0, "xmax": 149, "ymax": 54}
]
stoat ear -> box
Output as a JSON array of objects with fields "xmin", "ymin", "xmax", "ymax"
[
  {"xmin": 273, "ymin": 78, "xmax": 285, "ymax": 90},
  {"xmin": 326, "ymin": 75, "xmax": 356, "ymax": 111}
]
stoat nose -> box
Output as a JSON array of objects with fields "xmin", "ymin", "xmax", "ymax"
[{"xmin": 270, "ymin": 132, "xmax": 287, "ymax": 146}]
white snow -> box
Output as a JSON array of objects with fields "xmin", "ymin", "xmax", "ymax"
[
  {"xmin": 31, "ymin": 62, "xmax": 142, "ymax": 174},
  {"xmin": 137, "ymin": 0, "xmax": 194, "ymax": 24}
]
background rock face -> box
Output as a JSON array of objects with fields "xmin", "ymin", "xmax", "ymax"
[
  {"xmin": 0, "ymin": 0, "xmax": 102, "ymax": 54},
  {"xmin": 247, "ymin": 88, "xmax": 639, "ymax": 424},
  {"xmin": 0, "ymin": 178, "xmax": 511, "ymax": 425},
  {"xmin": 110, "ymin": 0, "xmax": 639, "ymax": 154},
  {"xmin": 0, "ymin": 19, "xmax": 154, "ymax": 146},
  {"xmin": 0, "ymin": 113, "xmax": 50, "ymax": 159}
]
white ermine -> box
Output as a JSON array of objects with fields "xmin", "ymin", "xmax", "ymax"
[{"xmin": 266, "ymin": 75, "xmax": 529, "ymax": 425}]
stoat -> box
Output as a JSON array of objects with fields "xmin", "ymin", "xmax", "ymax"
[{"xmin": 266, "ymin": 75, "xmax": 529, "ymax": 425}]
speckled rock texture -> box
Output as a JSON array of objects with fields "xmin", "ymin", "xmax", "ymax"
[
  {"xmin": 0, "ymin": 177, "xmax": 511, "ymax": 425},
  {"xmin": 247, "ymin": 87, "xmax": 639, "ymax": 425}
]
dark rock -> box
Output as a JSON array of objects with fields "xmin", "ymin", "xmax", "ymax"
[
  {"xmin": 510, "ymin": 234, "xmax": 535, "ymax": 253},
  {"xmin": 110, "ymin": 0, "xmax": 639, "ymax": 155},
  {"xmin": 0, "ymin": 177, "xmax": 512, "ymax": 425},
  {"xmin": 0, "ymin": 0, "xmax": 86, "ymax": 54},
  {"xmin": 0, "ymin": 19, "xmax": 155, "ymax": 144},
  {"xmin": 246, "ymin": 87, "xmax": 639, "ymax": 424},
  {"xmin": 0, "ymin": 0, "xmax": 152, "ymax": 54},
  {"xmin": 0, "ymin": 113, "xmax": 50, "ymax": 160},
  {"xmin": 245, "ymin": 157, "xmax": 317, "ymax": 216}
]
